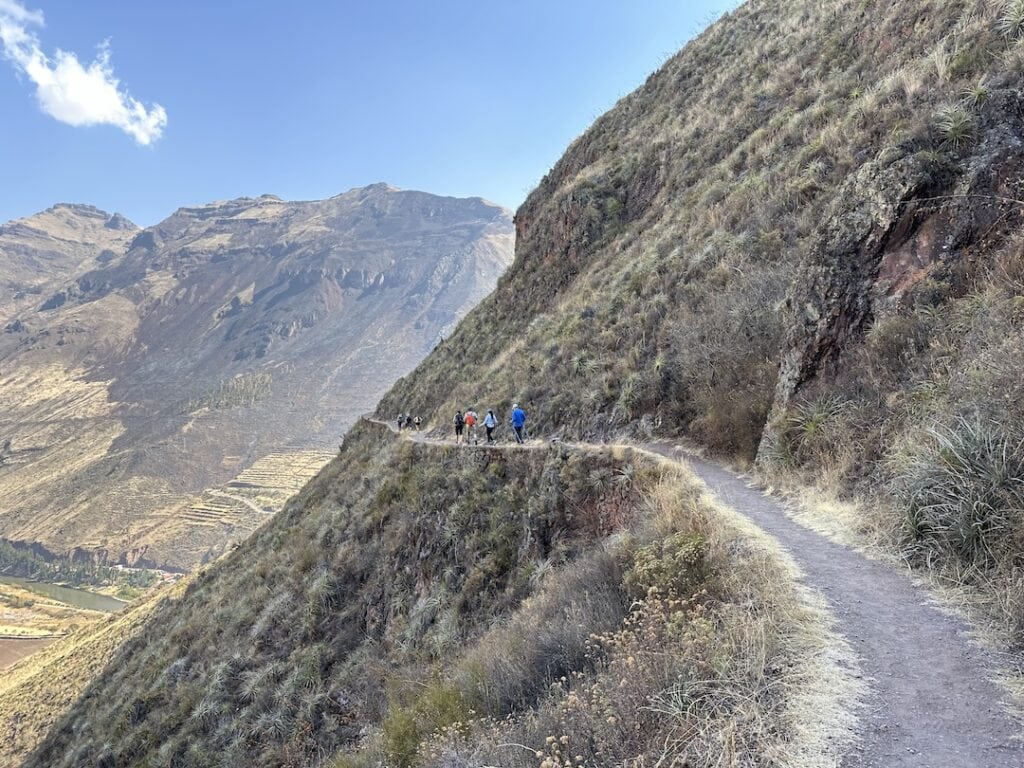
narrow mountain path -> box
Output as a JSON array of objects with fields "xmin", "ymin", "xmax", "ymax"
[
  {"xmin": 206, "ymin": 489, "xmax": 271, "ymax": 516},
  {"xmin": 370, "ymin": 419, "xmax": 1024, "ymax": 767},
  {"xmin": 646, "ymin": 446, "xmax": 1023, "ymax": 768}
]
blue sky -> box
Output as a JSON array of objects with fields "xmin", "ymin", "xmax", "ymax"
[{"xmin": 0, "ymin": 1, "xmax": 736, "ymax": 226}]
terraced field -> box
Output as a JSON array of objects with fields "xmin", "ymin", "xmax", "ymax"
[{"xmin": 141, "ymin": 449, "xmax": 338, "ymax": 564}]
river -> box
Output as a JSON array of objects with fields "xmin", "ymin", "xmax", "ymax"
[{"xmin": 0, "ymin": 574, "xmax": 128, "ymax": 613}]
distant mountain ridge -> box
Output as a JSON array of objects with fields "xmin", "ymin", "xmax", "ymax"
[
  {"xmin": 0, "ymin": 185, "xmax": 514, "ymax": 569},
  {"xmin": 0, "ymin": 203, "xmax": 139, "ymax": 323}
]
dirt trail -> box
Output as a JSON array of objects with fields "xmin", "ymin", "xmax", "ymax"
[
  {"xmin": 206, "ymin": 489, "xmax": 270, "ymax": 516},
  {"xmin": 371, "ymin": 419, "xmax": 1024, "ymax": 767},
  {"xmin": 649, "ymin": 447, "xmax": 1023, "ymax": 768}
]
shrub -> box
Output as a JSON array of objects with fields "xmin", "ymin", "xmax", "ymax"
[
  {"xmin": 998, "ymin": 0, "xmax": 1024, "ymax": 39},
  {"xmin": 935, "ymin": 103, "xmax": 974, "ymax": 148},
  {"xmin": 625, "ymin": 532, "xmax": 710, "ymax": 599},
  {"xmin": 891, "ymin": 417, "xmax": 1024, "ymax": 568},
  {"xmin": 454, "ymin": 552, "xmax": 628, "ymax": 717},
  {"xmin": 382, "ymin": 681, "xmax": 474, "ymax": 767}
]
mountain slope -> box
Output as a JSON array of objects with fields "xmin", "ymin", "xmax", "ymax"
[
  {"xmin": 378, "ymin": 0, "xmax": 1024, "ymax": 457},
  {"xmin": 0, "ymin": 186, "xmax": 513, "ymax": 569},
  {"xmin": 24, "ymin": 423, "xmax": 835, "ymax": 768},
  {"xmin": 19, "ymin": 0, "xmax": 1024, "ymax": 766},
  {"xmin": 0, "ymin": 204, "xmax": 138, "ymax": 323},
  {"xmin": 375, "ymin": 0, "xmax": 1024, "ymax": 635}
]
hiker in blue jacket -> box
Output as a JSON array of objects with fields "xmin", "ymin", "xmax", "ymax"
[{"xmin": 511, "ymin": 403, "xmax": 527, "ymax": 444}]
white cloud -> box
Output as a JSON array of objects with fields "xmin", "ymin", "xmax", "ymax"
[{"xmin": 0, "ymin": 0, "xmax": 166, "ymax": 145}]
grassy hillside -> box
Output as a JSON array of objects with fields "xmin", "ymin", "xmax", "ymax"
[
  {"xmin": 22, "ymin": 423, "xmax": 843, "ymax": 768},
  {"xmin": 381, "ymin": 0, "xmax": 1024, "ymax": 452},
  {"xmin": 377, "ymin": 0, "xmax": 1024, "ymax": 641},
  {"xmin": 18, "ymin": 0, "xmax": 1024, "ymax": 764}
]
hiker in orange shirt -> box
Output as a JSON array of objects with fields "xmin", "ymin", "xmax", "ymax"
[{"xmin": 464, "ymin": 408, "xmax": 479, "ymax": 445}]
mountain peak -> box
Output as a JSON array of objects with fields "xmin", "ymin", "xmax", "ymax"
[
  {"xmin": 48, "ymin": 202, "xmax": 112, "ymax": 217},
  {"xmin": 331, "ymin": 182, "xmax": 403, "ymax": 200}
]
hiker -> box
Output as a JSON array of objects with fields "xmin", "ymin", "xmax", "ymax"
[
  {"xmin": 453, "ymin": 410, "xmax": 465, "ymax": 445},
  {"xmin": 396, "ymin": 413, "xmax": 404, "ymax": 431},
  {"xmin": 464, "ymin": 408, "xmax": 479, "ymax": 445},
  {"xmin": 483, "ymin": 409, "xmax": 497, "ymax": 444},
  {"xmin": 405, "ymin": 414, "xmax": 414, "ymax": 430},
  {"xmin": 511, "ymin": 403, "xmax": 527, "ymax": 444},
  {"xmin": 413, "ymin": 415, "xmax": 422, "ymax": 431}
]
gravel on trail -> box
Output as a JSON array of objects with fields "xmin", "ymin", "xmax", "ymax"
[{"xmin": 653, "ymin": 447, "xmax": 1024, "ymax": 768}]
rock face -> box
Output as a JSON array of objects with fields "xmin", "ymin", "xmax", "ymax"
[
  {"xmin": 0, "ymin": 185, "xmax": 514, "ymax": 569},
  {"xmin": 758, "ymin": 89, "xmax": 1024, "ymax": 461}
]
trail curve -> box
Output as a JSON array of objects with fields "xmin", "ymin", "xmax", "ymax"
[{"xmin": 368, "ymin": 418, "xmax": 1024, "ymax": 767}]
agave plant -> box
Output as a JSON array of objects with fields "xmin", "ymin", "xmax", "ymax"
[
  {"xmin": 935, "ymin": 104, "xmax": 975, "ymax": 148},
  {"xmin": 998, "ymin": 0, "xmax": 1024, "ymax": 39},
  {"xmin": 892, "ymin": 416, "xmax": 1024, "ymax": 567}
]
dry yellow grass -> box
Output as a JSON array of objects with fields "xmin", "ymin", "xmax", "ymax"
[
  {"xmin": 0, "ymin": 364, "xmax": 124, "ymax": 546},
  {"xmin": 640, "ymin": 453, "xmax": 864, "ymax": 768},
  {"xmin": 336, "ymin": 441, "xmax": 862, "ymax": 768}
]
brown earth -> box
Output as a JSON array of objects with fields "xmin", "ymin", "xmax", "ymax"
[{"xmin": 0, "ymin": 638, "xmax": 54, "ymax": 671}]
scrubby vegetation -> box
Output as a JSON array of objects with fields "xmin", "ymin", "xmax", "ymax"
[
  {"xmin": 182, "ymin": 372, "xmax": 273, "ymax": 413},
  {"xmin": 0, "ymin": 540, "xmax": 157, "ymax": 591},
  {"xmin": 19, "ymin": 0, "xmax": 1024, "ymax": 763},
  {"xmin": 332, "ymin": 461, "xmax": 838, "ymax": 768},
  {"xmin": 25, "ymin": 424, "xmax": 830, "ymax": 767}
]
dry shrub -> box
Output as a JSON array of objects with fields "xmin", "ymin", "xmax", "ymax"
[
  {"xmin": 669, "ymin": 264, "xmax": 787, "ymax": 460},
  {"xmin": 398, "ymin": 466, "xmax": 826, "ymax": 768},
  {"xmin": 454, "ymin": 551, "xmax": 629, "ymax": 717}
]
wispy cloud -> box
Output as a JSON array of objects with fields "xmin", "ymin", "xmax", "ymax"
[{"xmin": 0, "ymin": 0, "xmax": 166, "ymax": 145}]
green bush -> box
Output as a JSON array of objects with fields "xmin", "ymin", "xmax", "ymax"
[
  {"xmin": 892, "ymin": 417, "xmax": 1024, "ymax": 568},
  {"xmin": 382, "ymin": 681, "xmax": 473, "ymax": 767}
]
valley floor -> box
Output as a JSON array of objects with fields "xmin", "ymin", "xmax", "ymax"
[{"xmin": 0, "ymin": 639, "xmax": 54, "ymax": 671}]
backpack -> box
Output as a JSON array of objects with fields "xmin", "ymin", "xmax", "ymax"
[
  {"xmin": 454, "ymin": 412, "xmax": 464, "ymax": 427},
  {"xmin": 465, "ymin": 412, "xmax": 476, "ymax": 427}
]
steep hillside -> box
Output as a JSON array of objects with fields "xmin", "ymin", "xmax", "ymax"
[
  {"xmin": 380, "ymin": 0, "xmax": 1024, "ymax": 456},
  {"xmin": 0, "ymin": 186, "xmax": 513, "ymax": 569},
  {"xmin": 376, "ymin": 0, "xmax": 1024, "ymax": 636},
  {"xmin": 18, "ymin": 0, "xmax": 1024, "ymax": 766},
  {"xmin": 24, "ymin": 423, "xmax": 837, "ymax": 768}
]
